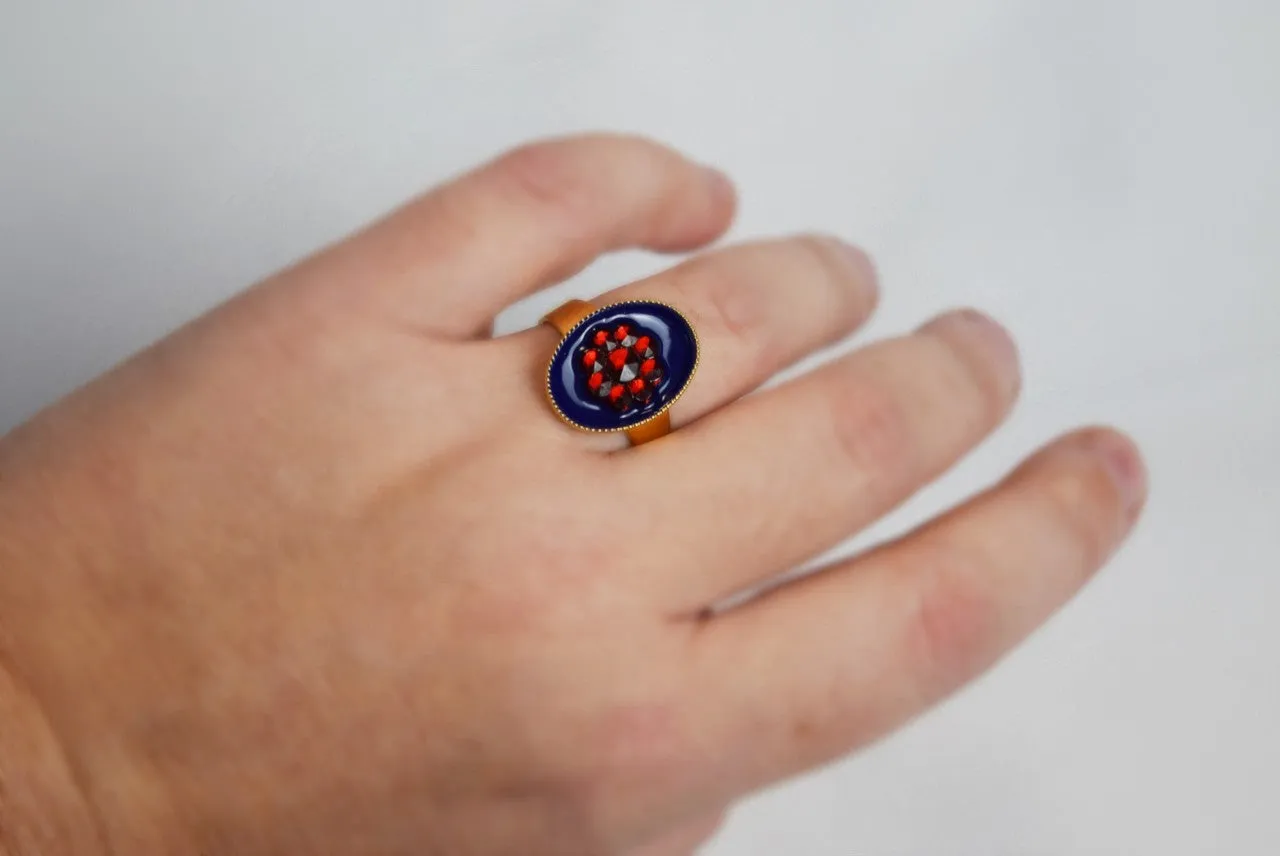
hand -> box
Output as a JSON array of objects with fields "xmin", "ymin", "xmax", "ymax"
[{"xmin": 0, "ymin": 135, "xmax": 1146, "ymax": 856}]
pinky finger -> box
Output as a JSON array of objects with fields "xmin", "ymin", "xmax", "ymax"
[{"xmin": 683, "ymin": 427, "xmax": 1147, "ymax": 800}]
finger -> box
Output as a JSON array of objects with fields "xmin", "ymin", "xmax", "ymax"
[
  {"xmin": 682, "ymin": 428, "xmax": 1146, "ymax": 800},
  {"xmin": 283, "ymin": 134, "xmax": 736, "ymax": 337},
  {"xmin": 632, "ymin": 308, "xmax": 1021, "ymax": 608},
  {"xmin": 627, "ymin": 810, "xmax": 728, "ymax": 856},
  {"xmin": 502, "ymin": 234, "xmax": 878, "ymax": 431}
]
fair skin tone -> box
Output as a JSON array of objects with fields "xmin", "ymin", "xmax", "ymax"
[{"xmin": 0, "ymin": 134, "xmax": 1146, "ymax": 856}]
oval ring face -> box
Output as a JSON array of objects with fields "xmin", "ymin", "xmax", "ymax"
[{"xmin": 546, "ymin": 300, "xmax": 699, "ymax": 433}]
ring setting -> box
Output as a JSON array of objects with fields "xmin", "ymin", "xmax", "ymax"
[{"xmin": 543, "ymin": 298, "xmax": 699, "ymax": 445}]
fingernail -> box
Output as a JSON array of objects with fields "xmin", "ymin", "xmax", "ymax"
[
  {"xmin": 1078, "ymin": 429, "xmax": 1148, "ymax": 516},
  {"xmin": 917, "ymin": 308, "xmax": 1021, "ymax": 394}
]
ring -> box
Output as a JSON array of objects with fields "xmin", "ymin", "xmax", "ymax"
[{"xmin": 542, "ymin": 298, "xmax": 699, "ymax": 445}]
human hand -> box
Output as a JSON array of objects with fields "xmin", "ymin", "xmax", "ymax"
[{"xmin": 0, "ymin": 135, "xmax": 1146, "ymax": 855}]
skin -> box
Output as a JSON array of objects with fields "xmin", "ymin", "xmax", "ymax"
[{"xmin": 0, "ymin": 134, "xmax": 1147, "ymax": 856}]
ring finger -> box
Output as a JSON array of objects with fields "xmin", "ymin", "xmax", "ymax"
[{"xmin": 632, "ymin": 308, "xmax": 1022, "ymax": 610}]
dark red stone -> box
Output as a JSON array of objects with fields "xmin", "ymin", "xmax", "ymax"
[{"xmin": 576, "ymin": 320, "xmax": 669, "ymax": 414}]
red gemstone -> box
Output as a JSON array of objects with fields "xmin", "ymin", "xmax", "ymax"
[{"xmin": 574, "ymin": 320, "xmax": 669, "ymax": 416}]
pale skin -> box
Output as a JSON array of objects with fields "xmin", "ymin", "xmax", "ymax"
[{"xmin": 0, "ymin": 134, "xmax": 1146, "ymax": 856}]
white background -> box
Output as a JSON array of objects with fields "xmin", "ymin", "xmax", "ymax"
[{"xmin": 2, "ymin": 1, "xmax": 1278, "ymax": 853}]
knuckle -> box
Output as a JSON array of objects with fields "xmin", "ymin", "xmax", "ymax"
[
  {"xmin": 681, "ymin": 262, "xmax": 766, "ymax": 348},
  {"xmin": 495, "ymin": 135, "xmax": 673, "ymax": 218},
  {"xmin": 901, "ymin": 543, "xmax": 995, "ymax": 698},
  {"xmin": 495, "ymin": 140, "xmax": 603, "ymax": 221},
  {"xmin": 823, "ymin": 366, "xmax": 916, "ymax": 486}
]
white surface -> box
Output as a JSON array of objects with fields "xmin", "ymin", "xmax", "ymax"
[{"xmin": 2, "ymin": 1, "xmax": 1278, "ymax": 853}]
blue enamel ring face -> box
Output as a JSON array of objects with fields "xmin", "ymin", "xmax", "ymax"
[{"xmin": 546, "ymin": 301, "xmax": 698, "ymax": 432}]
